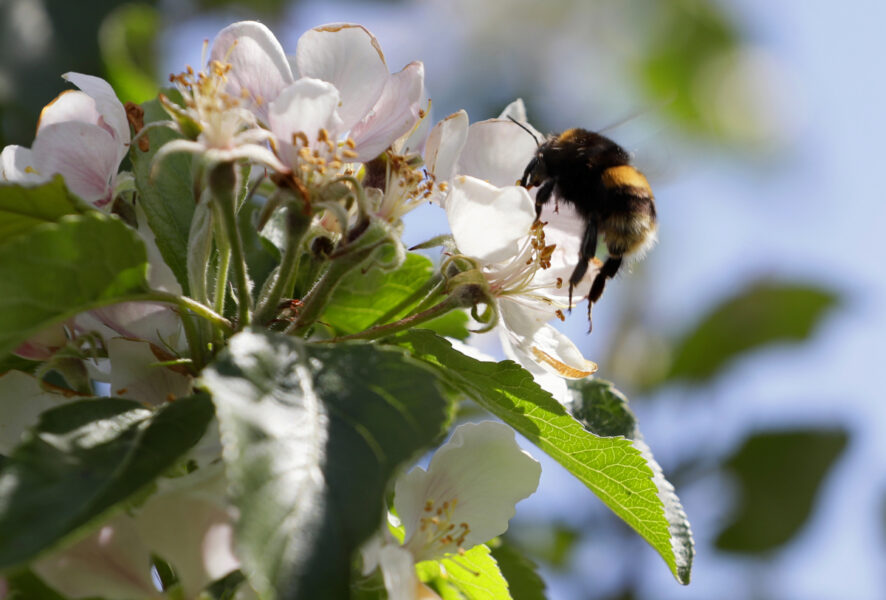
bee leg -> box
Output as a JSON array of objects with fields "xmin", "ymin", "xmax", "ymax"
[
  {"xmin": 588, "ymin": 256, "xmax": 623, "ymax": 304},
  {"xmin": 534, "ymin": 179, "xmax": 556, "ymax": 220},
  {"xmin": 567, "ymin": 219, "xmax": 598, "ymax": 311}
]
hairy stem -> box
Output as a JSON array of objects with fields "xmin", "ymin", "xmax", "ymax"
[{"xmin": 210, "ymin": 161, "xmax": 251, "ymax": 329}]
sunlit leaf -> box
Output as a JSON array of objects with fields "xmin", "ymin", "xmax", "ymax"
[
  {"xmin": 0, "ymin": 393, "xmax": 214, "ymax": 568},
  {"xmin": 395, "ymin": 330, "xmax": 693, "ymax": 584},
  {"xmin": 322, "ymin": 252, "xmax": 469, "ymax": 340},
  {"xmin": 667, "ymin": 281, "xmax": 838, "ymax": 382},
  {"xmin": 0, "ymin": 212, "xmax": 149, "ymax": 357},
  {"xmin": 418, "ymin": 544, "xmax": 511, "ymax": 600},
  {"xmin": 201, "ymin": 331, "xmax": 451, "ymax": 600},
  {"xmin": 716, "ymin": 428, "xmax": 848, "ymax": 553}
]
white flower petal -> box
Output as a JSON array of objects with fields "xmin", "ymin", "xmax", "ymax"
[
  {"xmin": 0, "ymin": 145, "xmax": 46, "ymax": 183},
  {"xmin": 500, "ymin": 301, "xmax": 597, "ymax": 379},
  {"xmin": 396, "ymin": 421, "xmax": 540, "ymax": 560},
  {"xmin": 350, "ymin": 61, "xmax": 425, "ymax": 161},
  {"xmin": 294, "ymin": 23, "xmax": 389, "ymax": 131},
  {"xmin": 90, "ymin": 301, "xmax": 182, "ymax": 349},
  {"xmin": 378, "ymin": 545, "xmax": 422, "ymax": 600},
  {"xmin": 424, "ymin": 110, "xmax": 468, "ymax": 183},
  {"xmin": 0, "ymin": 371, "xmax": 70, "ymax": 455},
  {"xmin": 457, "ymin": 119, "xmax": 538, "ymax": 188},
  {"xmin": 31, "ymin": 121, "xmax": 118, "ymax": 205},
  {"xmin": 108, "ymin": 338, "xmax": 192, "ymax": 406},
  {"xmin": 447, "ymin": 175, "xmax": 535, "ymax": 264},
  {"xmin": 537, "ymin": 203, "xmax": 596, "ymax": 302},
  {"xmin": 269, "ymin": 78, "xmax": 344, "ymax": 166},
  {"xmin": 61, "ymin": 73, "xmax": 130, "ymax": 147},
  {"xmin": 209, "ymin": 21, "xmax": 294, "ymax": 124},
  {"xmin": 37, "ymin": 90, "xmax": 102, "ymax": 132},
  {"xmin": 498, "ymin": 98, "xmax": 527, "ymax": 121}
]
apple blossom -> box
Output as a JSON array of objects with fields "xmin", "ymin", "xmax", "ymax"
[
  {"xmin": 362, "ymin": 421, "xmax": 540, "ymax": 599},
  {"xmin": 0, "ymin": 73, "xmax": 129, "ymax": 207}
]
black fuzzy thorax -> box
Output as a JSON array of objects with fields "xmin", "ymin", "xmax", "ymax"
[{"xmin": 540, "ymin": 128, "xmax": 631, "ymax": 218}]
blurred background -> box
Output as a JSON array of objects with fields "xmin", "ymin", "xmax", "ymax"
[{"xmin": 2, "ymin": 0, "xmax": 883, "ymax": 598}]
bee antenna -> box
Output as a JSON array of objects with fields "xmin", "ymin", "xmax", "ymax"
[{"xmin": 507, "ymin": 115, "xmax": 541, "ymax": 147}]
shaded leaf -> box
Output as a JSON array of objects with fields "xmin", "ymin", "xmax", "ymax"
[
  {"xmin": 568, "ymin": 378, "xmax": 637, "ymax": 439},
  {"xmin": 716, "ymin": 428, "xmax": 848, "ymax": 553},
  {"xmin": 0, "ymin": 212, "xmax": 149, "ymax": 357},
  {"xmin": 0, "ymin": 393, "xmax": 214, "ymax": 568},
  {"xmin": 489, "ymin": 539, "xmax": 547, "ymax": 600},
  {"xmin": 200, "ymin": 331, "xmax": 451, "ymax": 600},
  {"xmin": 394, "ymin": 330, "xmax": 693, "ymax": 584},
  {"xmin": 131, "ymin": 95, "xmax": 196, "ymax": 294},
  {"xmin": 667, "ymin": 281, "xmax": 838, "ymax": 382},
  {"xmin": 0, "ymin": 177, "xmax": 92, "ymax": 243}
]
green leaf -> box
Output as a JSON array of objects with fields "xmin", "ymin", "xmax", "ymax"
[
  {"xmin": 98, "ymin": 4, "xmax": 160, "ymax": 104},
  {"xmin": 667, "ymin": 281, "xmax": 839, "ymax": 382},
  {"xmin": 3, "ymin": 569, "xmax": 69, "ymax": 600},
  {"xmin": 394, "ymin": 330, "xmax": 693, "ymax": 584},
  {"xmin": 0, "ymin": 177, "xmax": 92, "ymax": 243},
  {"xmin": 716, "ymin": 429, "xmax": 847, "ymax": 553},
  {"xmin": 0, "ymin": 393, "xmax": 214, "ymax": 568},
  {"xmin": 418, "ymin": 544, "xmax": 511, "ymax": 600},
  {"xmin": 131, "ymin": 96, "xmax": 196, "ymax": 295},
  {"xmin": 489, "ymin": 540, "xmax": 547, "ymax": 600},
  {"xmin": 200, "ymin": 331, "xmax": 451, "ymax": 600},
  {"xmin": 568, "ymin": 378, "xmax": 637, "ymax": 439},
  {"xmin": 0, "ymin": 212, "xmax": 150, "ymax": 357},
  {"xmin": 322, "ymin": 252, "xmax": 470, "ymax": 340}
]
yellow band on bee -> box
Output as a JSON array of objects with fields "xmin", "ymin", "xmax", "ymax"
[{"xmin": 602, "ymin": 165, "xmax": 650, "ymax": 192}]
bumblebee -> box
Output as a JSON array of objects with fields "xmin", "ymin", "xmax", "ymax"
[{"xmin": 512, "ymin": 120, "xmax": 657, "ymax": 330}]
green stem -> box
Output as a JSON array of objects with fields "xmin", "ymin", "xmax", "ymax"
[
  {"xmin": 323, "ymin": 294, "xmax": 466, "ymax": 343},
  {"xmin": 131, "ymin": 291, "xmax": 235, "ymax": 335},
  {"xmin": 178, "ymin": 311, "xmax": 205, "ymax": 369},
  {"xmin": 284, "ymin": 257, "xmax": 362, "ymax": 336},
  {"xmin": 210, "ymin": 162, "xmax": 252, "ymax": 329},
  {"xmin": 254, "ymin": 198, "xmax": 311, "ymax": 325},
  {"xmin": 213, "ymin": 244, "xmax": 231, "ymax": 317},
  {"xmin": 368, "ymin": 274, "xmax": 444, "ymax": 328}
]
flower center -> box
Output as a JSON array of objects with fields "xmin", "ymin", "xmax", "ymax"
[{"xmin": 409, "ymin": 497, "xmax": 471, "ymax": 560}]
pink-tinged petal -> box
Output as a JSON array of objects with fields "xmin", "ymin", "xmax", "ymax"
[
  {"xmin": 424, "ymin": 110, "xmax": 468, "ymax": 182},
  {"xmin": 32, "ymin": 515, "xmax": 157, "ymax": 599},
  {"xmin": 500, "ymin": 301, "xmax": 597, "ymax": 379},
  {"xmin": 457, "ymin": 119, "xmax": 538, "ymax": 188},
  {"xmin": 0, "ymin": 371, "xmax": 70, "ymax": 454},
  {"xmin": 135, "ymin": 467, "xmax": 239, "ymax": 598},
  {"xmin": 13, "ymin": 322, "xmax": 69, "ymax": 360},
  {"xmin": 108, "ymin": 338, "xmax": 192, "ymax": 406},
  {"xmin": 32, "ymin": 121, "xmax": 117, "ymax": 206},
  {"xmin": 37, "ymin": 90, "xmax": 102, "ymax": 132},
  {"xmin": 62, "ymin": 73, "xmax": 130, "ymax": 147},
  {"xmin": 1, "ymin": 145, "xmax": 46, "ymax": 183},
  {"xmin": 397, "ymin": 421, "xmax": 540, "ymax": 561},
  {"xmin": 295, "ymin": 23, "xmax": 388, "ymax": 131},
  {"xmin": 350, "ymin": 61, "xmax": 425, "ymax": 161},
  {"xmin": 268, "ymin": 78, "xmax": 343, "ymax": 166},
  {"xmin": 209, "ymin": 21, "xmax": 294, "ymax": 124},
  {"xmin": 447, "ymin": 175, "xmax": 535, "ymax": 264},
  {"xmin": 91, "ymin": 301, "xmax": 182, "ymax": 349}
]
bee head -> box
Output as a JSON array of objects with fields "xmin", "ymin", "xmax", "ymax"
[{"xmin": 507, "ymin": 116, "xmax": 548, "ymax": 189}]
